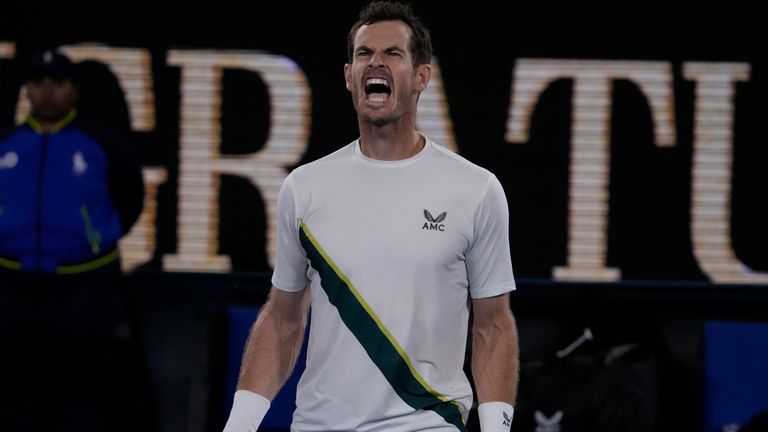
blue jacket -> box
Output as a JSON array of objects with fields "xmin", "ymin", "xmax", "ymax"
[{"xmin": 0, "ymin": 110, "xmax": 143, "ymax": 273}]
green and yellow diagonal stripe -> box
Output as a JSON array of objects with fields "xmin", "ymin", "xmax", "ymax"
[{"xmin": 299, "ymin": 221, "xmax": 465, "ymax": 431}]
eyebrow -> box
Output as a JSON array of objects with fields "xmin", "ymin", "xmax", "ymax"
[{"xmin": 355, "ymin": 45, "xmax": 407, "ymax": 54}]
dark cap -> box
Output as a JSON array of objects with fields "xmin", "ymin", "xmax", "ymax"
[{"xmin": 24, "ymin": 49, "xmax": 78, "ymax": 82}]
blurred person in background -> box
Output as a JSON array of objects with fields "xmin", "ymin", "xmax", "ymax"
[{"xmin": 0, "ymin": 48, "xmax": 144, "ymax": 431}]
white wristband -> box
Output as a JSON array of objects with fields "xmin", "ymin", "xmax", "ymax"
[
  {"xmin": 478, "ymin": 401, "xmax": 514, "ymax": 432},
  {"xmin": 223, "ymin": 390, "xmax": 271, "ymax": 432}
]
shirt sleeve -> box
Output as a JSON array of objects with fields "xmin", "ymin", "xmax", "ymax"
[
  {"xmin": 270, "ymin": 172, "xmax": 310, "ymax": 292},
  {"xmin": 466, "ymin": 174, "xmax": 516, "ymax": 299}
]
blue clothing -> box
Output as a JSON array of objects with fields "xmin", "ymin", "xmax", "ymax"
[{"xmin": 0, "ymin": 111, "xmax": 143, "ymax": 273}]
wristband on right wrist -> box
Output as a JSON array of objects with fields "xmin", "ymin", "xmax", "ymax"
[
  {"xmin": 223, "ymin": 390, "xmax": 271, "ymax": 432},
  {"xmin": 478, "ymin": 401, "xmax": 514, "ymax": 432}
]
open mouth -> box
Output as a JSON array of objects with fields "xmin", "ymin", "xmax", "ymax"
[{"xmin": 364, "ymin": 77, "xmax": 391, "ymax": 104}]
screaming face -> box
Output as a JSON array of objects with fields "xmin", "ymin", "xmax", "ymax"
[{"xmin": 345, "ymin": 20, "xmax": 430, "ymax": 127}]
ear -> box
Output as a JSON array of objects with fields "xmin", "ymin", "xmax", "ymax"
[
  {"xmin": 344, "ymin": 63, "xmax": 352, "ymax": 91},
  {"xmin": 414, "ymin": 63, "xmax": 431, "ymax": 93}
]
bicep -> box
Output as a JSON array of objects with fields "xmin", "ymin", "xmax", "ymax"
[
  {"xmin": 272, "ymin": 174, "xmax": 311, "ymax": 291},
  {"xmin": 467, "ymin": 176, "xmax": 516, "ymax": 299}
]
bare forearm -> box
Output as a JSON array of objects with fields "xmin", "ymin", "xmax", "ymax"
[
  {"xmin": 471, "ymin": 310, "xmax": 519, "ymax": 404},
  {"xmin": 236, "ymin": 289, "xmax": 308, "ymax": 399}
]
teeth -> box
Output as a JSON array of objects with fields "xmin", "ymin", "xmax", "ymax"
[
  {"xmin": 365, "ymin": 78, "xmax": 389, "ymax": 87},
  {"xmin": 369, "ymin": 94, "xmax": 387, "ymax": 104}
]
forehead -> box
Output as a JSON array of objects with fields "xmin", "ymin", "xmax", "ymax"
[
  {"xmin": 28, "ymin": 76, "xmax": 73, "ymax": 84},
  {"xmin": 353, "ymin": 20, "xmax": 412, "ymax": 51}
]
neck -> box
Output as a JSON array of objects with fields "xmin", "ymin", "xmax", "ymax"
[
  {"xmin": 358, "ymin": 123, "xmax": 424, "ymax": 161},
  {"xmin": 36, "ymin": 119, "xmax": 62, "ymax": 133},
  {"xmin": 28, "ymin": 109, "xmax": 77, "ymax": 133}
]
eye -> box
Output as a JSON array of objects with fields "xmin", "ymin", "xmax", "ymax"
[{"xmin": 388, "ymin": 51, "xmax": 403, "ymax": 57}]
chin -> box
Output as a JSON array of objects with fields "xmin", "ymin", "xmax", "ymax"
[
  {"xmin": 360, "ymin": 111, "xmax": 393, "ymax": 127},
  {"xmin": 35, "ymin": 111, "xmax": 67, "ymax": 122}
]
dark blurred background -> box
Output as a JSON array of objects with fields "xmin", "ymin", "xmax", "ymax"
[{"xmin": 1, "ymin": 2, "xmax": 766, "ymax": 431}]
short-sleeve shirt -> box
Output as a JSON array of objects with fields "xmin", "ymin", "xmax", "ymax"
[{"xmin": 272, "ymin": 138, "xmax": 516, "ymax": 432}]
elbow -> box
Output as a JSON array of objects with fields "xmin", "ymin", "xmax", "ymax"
[{"xmin": 474, "ymin": 311, "xmax": 517, "ymax": 341}]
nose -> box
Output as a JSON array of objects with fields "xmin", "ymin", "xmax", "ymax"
[
  {"xmin": 368, "ymin": 50, "xmax": 386, "ymax": 67},
  {"xmin": 40, "ymin": 81, "xmax": 56, "ymax": 93},
  {"xmin": 32, "ymin": 78, "xmax": 57, "ymax": 95}
]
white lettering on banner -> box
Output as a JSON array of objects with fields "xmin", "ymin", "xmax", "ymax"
[
  {"xmin": 15, "ymin": 45, "xmax": 156, "ymax": 131},
  {"xmin": 0, "ymin": 41, "xmax": 14, "ymax": 59},
  {"xmin": 506, "ymin": 59, "xmax": 676, "ymax": 282},
  {"xmin": 163, "ymin": 50, "xmax": 310, "ymax": 272},
  {"xmin": 120, "ymin": 168, "xmax": 168, "ymax": 272},
  {"xmin": 417, "ymin": 58, "xmax": 458, "ymax": 152},
  {"xmin": 684, "ymin": 62, "xmax": 767, "ymax": 283},
  {"xmin": 2, "ymin": 41, "xmax": 762, "ymax": 282}
]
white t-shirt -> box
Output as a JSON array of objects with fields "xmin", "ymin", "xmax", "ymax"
[{"xmin": 272, "ymin": 137, "xmax": 516, "ymax": 432}]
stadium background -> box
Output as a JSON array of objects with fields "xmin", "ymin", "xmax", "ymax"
[{"xmin": 1, "ymin": 1, "xmax": 766, "ymax": 431}]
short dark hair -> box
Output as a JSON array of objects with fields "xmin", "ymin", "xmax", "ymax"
[{"xmin": 347, "ymin": 1, "xmax": 432, "ymax": 67}]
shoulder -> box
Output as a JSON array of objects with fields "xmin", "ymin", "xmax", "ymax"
[
  {"xmin": 291, "ymin": 141, "xmax": 356, "ymax": 180},
  {"xmin": 68, "ymin": 115, "xmax": 122, "ymax": 146},
  {"xmin": 426, "ymin": 139, "xmax": 496, "ymax": 186},
  {"xmin": 0, "ymin": 124, "xmax": 29, "ymax": 144},
  {"xmin": 66, "ymin": 115, "xmax": 137, "ymax": 161}
]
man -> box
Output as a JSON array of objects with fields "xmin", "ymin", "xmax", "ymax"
[
  {"xmin": 0, "ymin": 49, "xmax": 144, "ymax": 431},
  {"xmin": 224, "ymin": 2, "xmax": 519, "ymax": 431}
]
